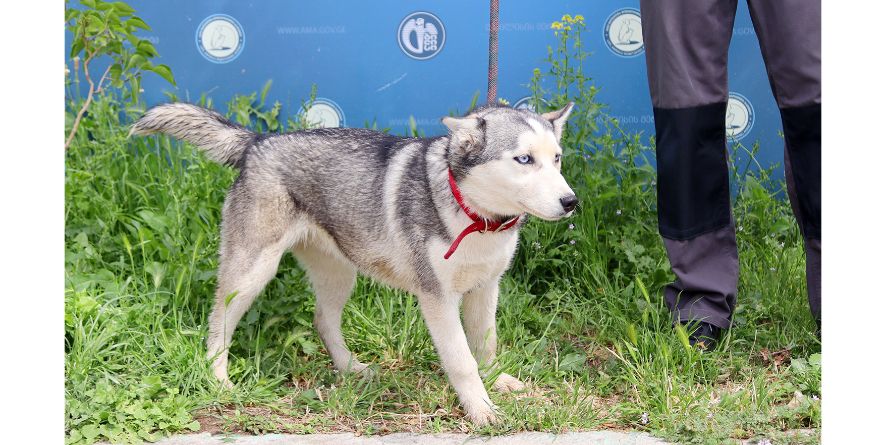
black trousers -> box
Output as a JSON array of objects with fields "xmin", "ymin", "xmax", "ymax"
[{"xmin": 639, "ymin": 0, "xmax": 821, "ymax": 328}]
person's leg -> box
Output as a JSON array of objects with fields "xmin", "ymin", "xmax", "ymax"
[
  {"xmin": 747, "ymin": 0, "xmax": 821, "ymax": 328},
  {"xmin": 786, "ymin": 153, "xmax": 822, "ymax": 327},
  {"xmin": 639, "ymin": 0, "xmax": 740, "ymax": 331}
]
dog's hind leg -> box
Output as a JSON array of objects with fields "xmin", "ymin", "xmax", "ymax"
[
  {"xmin": 206, "ymin": 240, "xmax": 290, "ymax": 386},
  {"xmin": 206, "ymin": 192, "xmax": 298, "ymax": 386},
  {"xmin": 292, "ymin": 243, "xmax": 366, "ymax": 375}
]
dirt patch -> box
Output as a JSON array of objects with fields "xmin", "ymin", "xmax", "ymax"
[
  {"xmin": 192, "ymin": 380, "xmax": 626, "ymax": 437},
  {"xmin": 755, "ymin": 348, "xmax": 792, "ymax": 368}
]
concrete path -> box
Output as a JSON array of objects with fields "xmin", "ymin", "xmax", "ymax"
[{"xmin": 127, "ymin": 431, "xmax": 671, "ymax": 445}]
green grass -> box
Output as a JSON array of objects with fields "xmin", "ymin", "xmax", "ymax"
[{"xmin": 64, "ymin": 90, "xmax": 820, "ymax": 445}]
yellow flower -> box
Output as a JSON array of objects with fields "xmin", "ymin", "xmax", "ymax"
[
  {"xmin": 574, "ymin": 15, "xmax": 585, "ymax": 23},
  {"xmin": 551, "ymin": 21, "xmax": 563, "ymax": 30},
  {"xmin": 563, "ymin": 25, "xmax": 572, "ymax": 31},
  {"xmin": 498, "ymin": 98, "xmax": 510, "ymax": 105},
  {"xmin": 561, "ymin": 14, "xmax": 573, "ymax": 23}
]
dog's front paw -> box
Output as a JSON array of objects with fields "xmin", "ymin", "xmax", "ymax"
[
  {"xmin": 463, "ymin": 397, "xmax": 501, "ymax": 426},
  {"xmin": 351, "ymin": 362, "xmax": 375, "ymax": 378},
  {"xmin": 339, "ymin": 360, "xmax": 375, "ymax": 378},
  {"xmin": 492, "ymin": 373, "xmax": 525, "ymax": 393},
  {"xmin": 214, "ymin": 377, "xmax": 233, "ymax": 389},
  {"xmin": 466, "ymin": 406, "xmax": 499, "ymax": 426}
]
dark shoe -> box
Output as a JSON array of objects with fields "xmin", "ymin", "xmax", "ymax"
[{"xmin": 684, "ymin": 321, "xmax": 722, "ymax": 352}]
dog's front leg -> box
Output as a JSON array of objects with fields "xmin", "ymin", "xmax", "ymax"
[
  {"xmin": 418, "ymin": 292, "xmax": 498, "ymax": 426},
  {"xmin": 463, "ymin": 280, "xmax": 526, "ymax": 393}
]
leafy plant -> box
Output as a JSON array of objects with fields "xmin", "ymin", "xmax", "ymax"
[
  {"xmin": 65, "ymin": 0, "xmax": 175, "ymax": 149},
  {"xmin": 531, "ymin": 14, "xmax": 605, "ymax": 154},
  {"xmin": 66, "ymin": 377, "xmax": 200, "ymax": 445},
  {"xmin": 226, "ymin": 80, "xmax": 284, "ymax": 133}
]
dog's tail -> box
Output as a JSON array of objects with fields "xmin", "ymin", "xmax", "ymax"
[{"xmin": 129, "ymin": 103, "xmax": 254, "ymax": 166}]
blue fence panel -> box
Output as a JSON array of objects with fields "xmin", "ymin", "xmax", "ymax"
[{"xmin": 66, "ymin": 0, "xmax": 785, "ymax": 179}]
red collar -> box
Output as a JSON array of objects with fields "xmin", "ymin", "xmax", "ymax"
[{"xmin": 444, "ymin": 169, "xmax": 523, "ymax": 259}]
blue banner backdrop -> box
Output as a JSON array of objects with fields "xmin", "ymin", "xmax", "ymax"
[{"xmin": 66, "ymin": 1, "xmax": 785, "ymax": 179}]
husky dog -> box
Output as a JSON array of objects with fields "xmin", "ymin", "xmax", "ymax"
[{"xmin": 130, "ymin": 101, "xmax": 578, "ymax": 425}]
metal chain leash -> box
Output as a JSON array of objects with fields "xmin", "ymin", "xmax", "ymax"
[{"xmin": 486, "ymin": 0, "xmax": 499, "ymax": 104}]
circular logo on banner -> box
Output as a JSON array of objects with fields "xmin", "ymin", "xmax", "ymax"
[
  {"xmin": 513, "ymin": 96, "xmax": 549, "ymax": 113},
  {"xmin": 398, "ymin": 12, "xmax": 446, "ymax": 60},
  {"xmin": 726, "ymin": 93, "xmax": 754, "ymax": 141},
  {"xmin": 301, "ymin": 98, "xmax": 346, "ymax": 128},
  {"xmin": 604, "ymin": 8, "xmax": 644, "ymax": 57},
  {"xmin": 196, "ymin": 14, "xmax": 245, "ymax": 63}
]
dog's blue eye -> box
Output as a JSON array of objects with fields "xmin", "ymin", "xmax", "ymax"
[{"xmin": 514, "ymin": 154, "xmax": 533, "ymax": 164}]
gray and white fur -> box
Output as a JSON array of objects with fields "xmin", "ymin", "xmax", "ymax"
[{"xmin": 130, "ymin": 101, "xmax": 578, "ymax": 425}]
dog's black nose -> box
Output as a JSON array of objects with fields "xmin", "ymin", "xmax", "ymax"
[{"xmin": 560, "ymin": 195, "xmax": 579, "ymax": 212}]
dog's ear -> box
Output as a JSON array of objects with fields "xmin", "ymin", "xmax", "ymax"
[
  {"xmin": 541, "ymin": 102, "xmax": 574, "ymax": 140},
  {"xmin": 442, "ymin": 116, "xmax": 485, "ymax": 151}
]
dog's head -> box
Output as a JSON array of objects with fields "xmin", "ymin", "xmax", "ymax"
[{"xmin": 443, "ymin": 103, "xmax": 578, "ymax": 221}]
